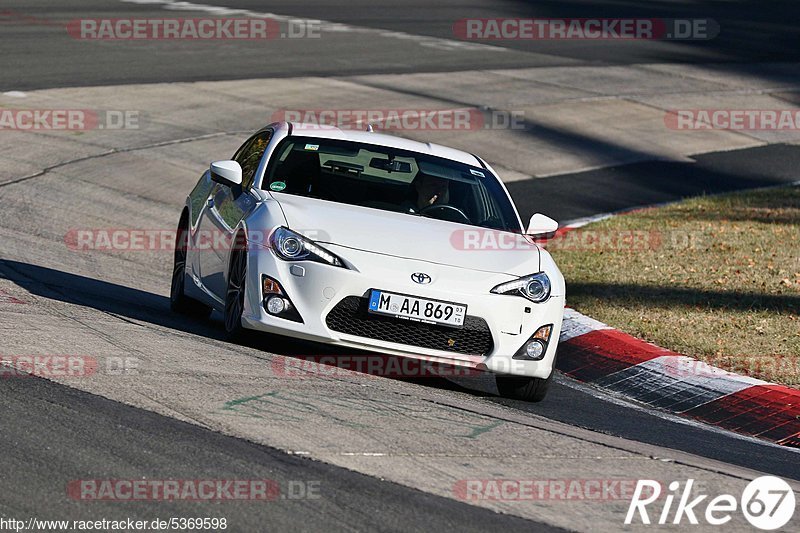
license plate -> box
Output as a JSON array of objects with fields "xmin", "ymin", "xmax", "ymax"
[{"xmin": 367, "ymin": 290, "xmax": 466, "ymax": 328}]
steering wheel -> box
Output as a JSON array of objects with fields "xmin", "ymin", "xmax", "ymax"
[{"xmin": 419, "ymin": 204, "xmax": 471, "ymax": 224}]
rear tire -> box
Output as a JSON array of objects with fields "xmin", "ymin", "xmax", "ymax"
[
  {"xmin": 496, "ymin": 372, "xmax": 552, "ymax": 402},
  {"xmin": 170, "ymin": 216, "xmax": 212, "ymax": 319}
]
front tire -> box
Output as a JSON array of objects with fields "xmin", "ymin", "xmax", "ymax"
[
  {"xmin": 496, "ymin": 372, "xmax": 552, "ymax": 402},
  {"xmin": 224, "ymin": 233, "xmax": 248, "ymax": 342},
  {"xmin": 170, "ymin": 217, "xmax": 212, "ymax": 318}
]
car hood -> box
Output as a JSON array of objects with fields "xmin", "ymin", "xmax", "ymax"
[{"xmin": 271, "ymin": 193, "xmax": 539, "ymax": 276}]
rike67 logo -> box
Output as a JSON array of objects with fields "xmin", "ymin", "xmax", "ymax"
[{"xmin": 626, "ymin": 476, "xmax": 795, "ymax": 530}]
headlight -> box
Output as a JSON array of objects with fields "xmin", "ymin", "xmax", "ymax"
[
  {"xmin": 491, "ymin": 272, "xmax": 551, "ymax": 303},
  {"xmin": 270, "ymin": 227, "xmax": 346, "ymax": 268}
]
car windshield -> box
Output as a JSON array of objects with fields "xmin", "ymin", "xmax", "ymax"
[{"xmin": 262, "ymin": 136, "xmax": 521, "ymax": 232}]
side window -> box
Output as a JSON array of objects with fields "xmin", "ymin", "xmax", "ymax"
[{"xmin": 234, "ymin": 130, "xmax": 272, "ymax": 190}]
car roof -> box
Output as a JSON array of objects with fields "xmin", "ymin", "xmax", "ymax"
[{"xmin": 283, "ymin": 122, "xmax": 483, "ymax": 167}]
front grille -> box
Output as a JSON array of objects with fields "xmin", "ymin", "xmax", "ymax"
[{"xmin": 325, "ymin": 296, "xmax": 493, "ymax": 357}]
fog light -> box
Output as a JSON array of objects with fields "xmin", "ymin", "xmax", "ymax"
[
  {"xmin": 513, "ymin": 324, "xmax": 554, "ymax": 360},
  {"xmin": 525, "ymin": 339, "xmax": 546, "ymax": 359},
  {"xmin": 266, "ymin": 296, "xmax": 287, "ymax": 315},
  {"xmin": 260, "ymin": 275, "xmax": 303, "ymax": 323}
]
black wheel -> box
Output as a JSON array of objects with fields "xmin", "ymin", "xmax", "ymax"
[
  {"xmin": 170, "ymin": 216, "xmax": 212, "ymax": 318},
  {"xmin": 496, "ymin": 372, "xmax": 552, "ymax": 402},
  {"xmin": 224, "ymin": 233, "xmax": 248, "ymax": 342}
]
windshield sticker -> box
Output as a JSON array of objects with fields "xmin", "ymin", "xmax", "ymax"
[
  {"xmin": 304, "ymin": 144, "xmax": 319, "ymax": 151},
  {"xmin": 269, "ymin": 181, "xmax": 287, "ymax": 192},
  {"xmin": 469, "ymin": 169, "xmax": 485, "ymax": 177}
]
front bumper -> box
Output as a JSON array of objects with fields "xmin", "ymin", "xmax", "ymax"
[{"xmin": 241, "ymin": 244, "xmax": 564, "ymax": 378}]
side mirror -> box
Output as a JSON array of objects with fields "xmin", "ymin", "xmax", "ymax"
[
  {"xmin": 525, "ymin": 213, "xmax": 559, "ymax": 237},
  {"xmin": 210, "ymin": 160, "xmax": 243, "ymax": 188}
]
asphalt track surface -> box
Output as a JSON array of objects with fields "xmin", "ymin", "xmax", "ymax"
[
  {"xmin": 509, "ymin": 143, "xmax": 800, "ymax": 223},
  {"xmin": 1, "ymin": 376, "xmax": 561, "ymax": 532},
  {"xmin": 2, "ymin": 1, "xmax": 800, "ymax": 531},
  {"xmin": 1, "ymin": 0, "xmax": 800, "ymax": 90}
]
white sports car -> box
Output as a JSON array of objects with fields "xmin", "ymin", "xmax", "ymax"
[{"xmin": 171, "ymin": 122, "xmax": 565, "ymax": 401}]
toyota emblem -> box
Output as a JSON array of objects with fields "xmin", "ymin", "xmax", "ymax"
[{"xmin": 411, "ymin": 272, "xmax": 432, "ymax": 284}]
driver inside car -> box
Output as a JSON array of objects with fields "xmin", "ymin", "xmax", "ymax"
[{"xmin": 402, "ymin": 173, "xmax": 450, "ymax": 213}]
